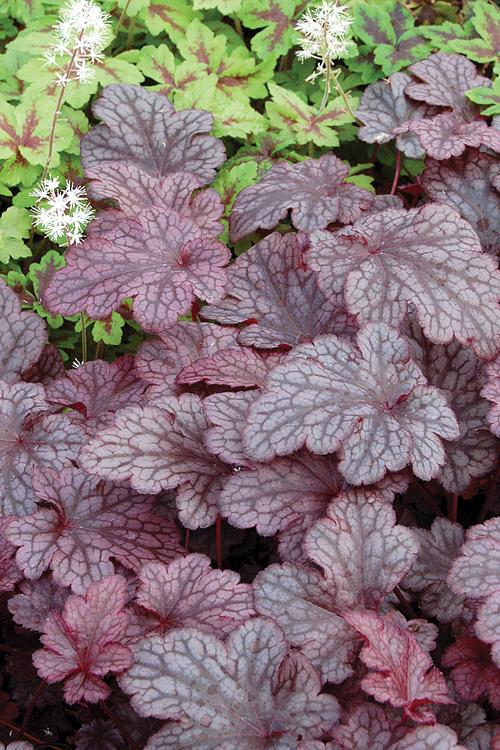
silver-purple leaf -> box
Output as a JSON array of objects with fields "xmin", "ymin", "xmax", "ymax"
[
  {"xmin": 8, "ymin": 576, "xmax": 69, "ymax": 631},
  {"xmin": 253, "ymin": 563, "xmax": 359, "ymax": 684},
  {"xmin": 136, "ymin": 322, "xmax": 239, "ymax": 402},
  {"xmin": 203, "ymin": 391, "xmax": 256, "ymax": 465},
  {"xmin": 120, "ymin": 618, "xmax": 340, "ymax": 750},
  {"xmin": 22, "ymin": 343, "xmax": 65, "ymax": 385},
  {"xmin": 481, "ymin": 356, "xmax": 500, "ymax": 437},
  {"xmin": 243, "ymin": 323, "xmax": 459, "ymax": 483},
  {"xmin": 87, "ymin": 167, "xmax": 224, "ymax": 236},
  {"xmin": 229, "ymin": 155, "xmax": 374, "ymax": 242},
  {"xmin": 305, "ymin": 494, "xmax": 418, "ymax": 609},
  {"xmin": 404, "ymin": 53, "xmax": 490, "ymax": 119},
  {"xmin": 0, "ymin": 381, "xmax": 84, "ymax": 515},
  {"xmin": 178, "ymin": 347, "xmax": 275, "ymax": 390},
  {"xmin": 81, "ymin": 84, "xmax": 225, "ymax": 185},
  {"xmin": 449, "ymin": 517, "xmax": 500, "ymax": 599},
  {"xmin": 421, "ymin": 151, "xmax": 500, "ymax": 255},
  {"xmin": 476, "ymin": 591, "xmax": 500, "ymax": 669},
  {"xmin": 205, "ymin": 232, "xmax": 357, "ymax": 348},
  {"xmin": 43, "ymin": 208, "xmax": 231, "ymax": 332},
  {"xmin": 0, "ymin": 280, "xmax": 46, "ymax": 385},
  {"xmin": 80, "ymin": 394, "xmax": 230, "ymax": 529},
  {"xmin": 396, "ymin": 114, "xmax": 500, "ymax": 160},
  {"xmin": 356, "ymin": 73, "xmax": 427, "ymax": 158},
  {"xmin": 6, "ymin": 466, "xmax": 183, "ymax": 594},
  {"xmin": 308, "ymin": 204, "xmax": 500, "ymax": 358}
]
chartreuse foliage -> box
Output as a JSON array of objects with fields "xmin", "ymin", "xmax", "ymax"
[{"xmin": 0, "ymin": 0, "xmax": 500, "ymax": 747}]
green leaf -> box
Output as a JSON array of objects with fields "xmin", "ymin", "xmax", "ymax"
[
  {"xmin": 0, "ymin": 206, "xmax": 31, "ymax": 263},
  {"xmin": 139, "ymin": 0, "xmax": 200, "ymax": 42},
  {"xmin": 28, "ymin": 249, "xmax": 66, "ymax": 327},
  {"xmin": 266, "ymin": 83, "xmax": 355, "ymax": 147},
  {"xmin": 92, "ymin": 312, "xmax": 125, "ymax": 346},
  {"xmin": 239, "ymin": 0, "xmax": 299, "ymax": 60},
  {"xmin": 193, "ymin": 0, "xmax": 241, "ymax": 11},
  {"xmin": 213, "ymin": 161, "xmax": 259, "ymax": 216},
  {"xmin": 451, "ymin": 1, "xmax": 500, "ymax": 62},
  {"xmin": 114, "ymin": 0, "xmax": 150, "ymax": 17},
  {"xmin": 352, "ymin": 0, "xmax": 397, "ymax": 46},
  {"xmin": 137, "ymin": 44, "xmax": 204, "ymax": 96},
  {"xmin": 466, "ymin": 77, "xmax": 500, "ymax": 116},
  {"xmin": 419, "ymin": 20, "xmax": 474, "ymax": 52}
]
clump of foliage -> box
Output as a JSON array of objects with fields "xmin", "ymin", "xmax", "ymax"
[{"xmin": 0, "ymin": 0, "xmax": 499, "ymax": 748}]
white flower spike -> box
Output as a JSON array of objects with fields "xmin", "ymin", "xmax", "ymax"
[
  {"xmin": 31, "ymin": 178, "xmax": 95, "ymax": 245},
  {"xmin": 295, "ymin": 0, "xmax": 354, "ymax": 80}
]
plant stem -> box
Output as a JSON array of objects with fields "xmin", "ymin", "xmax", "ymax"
[
  {"xmin": 215, "ymin": 514, "xmax": 223, "ymax": 569},
  {"xmin": 447, "ymin": 493, "xmax": 458, "ymax": 524},
  {"xmin": 17, "ymin": 678, "xmax": 47, "ymax": 739},
  {"xmin": 0, "ymin": 718, "xmax": 61, "ymax": 749},
  {"xmin": 101, "ymin": 702, "xmax": 139, "ymax": 750},
  {"xmin": 111, "ymin": 0, "xmax": 132, "ymax": 46},
  {"xmin": 94, "ymin": 340, "xmax": 104, "ymax": 360},
  {"xmin": 331, "ymin": 69, "xmax": 359, "ymax": 121},
  {"xmin": 80, "ymin": 312, "xmax": 88, "ymax": 362},
  {"xmin": 126, "ymin": 17, "xmax": 136, "ymax": 50},
  {"xmin": 233, "ymin": 16, "xmax": 243, "ymax": 37},
  {"xmin": 394, "ymin": 585, "xmax": 417, "ymax": 619},
  {"xmin": 390, "ymin": 149, "xmax": 401, "ymax": 195},
  {"xmin": 318, "ymin": 57, "xmax": 331, "ymax": 114},
  {"xmin": 184, "ymin": 528, "xmax": 190, "ymax": 552}
]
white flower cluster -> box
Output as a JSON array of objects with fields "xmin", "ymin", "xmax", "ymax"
[
  {"xmin": 44, "ymin": 0, "xmax": 112, "ymax": 85},
  {"xmin": 295, "ymin": 0, "xmax": 354, "ymax": 82},
  {"xmin": 31, "ymin": 177, "xmax": 95, "ymax": 245}
]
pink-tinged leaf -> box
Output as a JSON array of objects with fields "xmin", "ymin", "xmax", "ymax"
[
  {"xmin": 6, "ymin": 466, "xmax": 183, "ymax": 594},
  {"xmin": 344, "ymin": 610, "xmax": 453, "ymax": 723},
  {"xmin": 45, "ymin": 357, "xmax": 146, "ymax": 433},
  {"xmin": 253, "ymin": 562, "xmax": 359, "ymax": 684},
  {"xmin": 308, "ymin": 204, "xmax": 500, "ymax": 358},
  {"xmin": 205, "ymin": 232, "xmax": 357, "ymax": 348},
  {"xmin": 356, "ymin": 73, "xmax": 428, "ymax": 158},
  {"xmin": 405, "ymin": 53, "xmax": 490, "ymax": 119},
  {"xmin": 305, "ymin": 494, "xmax": 418, "ymax": 609},
  {"xmin": 0, "ymin": 744, "xmax": 37, "ymax": 750},
  {"xmin": 120, "ymin": 618, "xmax": 340, "ymax": 749},
  {"xmin": 410, "ymin": 332, "xmax": 498, "ymax": 493},
  {"xmin": 80, "ymin": 394, "xmax": 230, "ymax": 529},
  {"xmin": 390, "ymin": 725, "xmax": 467, "ymax": 750},
  {"xmin": 449, "ymin": 517, "xmax": 500, "ymax": 598},
  {"xmin": 0, "ymin": 280, "xmax": 47, "ymax": 385},
  {"xmin": 75, "ymin": 720, "xmax": 123, "ymax": 750},
  {"xmin": 32, "ymin": 575, "xmax": 132, "ymax": 704},
  {"xmin": 0, "ymin": 516, "xmax": 22, "ymax": 593},
  {"xmin": 8, "ymin": 576, "xmax": 69, "ymax": 632},
  {"xmin": 442, "ymin": 636, "xmax": 500, "ymax": 710},
  {"xmin": 390, "ymin": 612, "xmax": 439, "ymax": 654},
  {"xmin": 395, "ymin": 114, "xmax": 500, "ymax": 160},
  {"xmin": 136, "ymin": 322, "xmax": 239, "ymax": 402},
  {"xmin": 482, "ymin": 357, "xmax": 500, "ymax": 437},
  {"xmin": 421, "ymin": 151, "xmax": 500, "ymax": 256},
  {"xmin": 81, "ymin": 84, "xmax": 225, "ymax": 185},
  {"xmin": 43, "ymin": 208, "xmax": 230, "ymax": 332},
  {"xmin": 0, "ymin": 381, "xmax": 84, "ymax": 516},
  {"xmin": 402, "ymin": 518, "xmax": 466, "ymax": 624},
  {"xmin": 178, "ymin": 347, "xmax": 276, "ymax": 390},
  {"xmin": 132, "ymin": 554, "xmax": 254, "ymax": 640},
  {"xmin": 476, "ymin": 591, "xmax": 500, "ymax": 669},
  {"xmin": 243, "ymin": 323, "xmax": 459, "ymax": 483},
  {"xmin": 87, "ymin": 167, "xmax": 223, "ymax": 236},
  {"xmin": 332, "ymin": 702, "xmax": 403, "ymax": 750},
  {"xmin": 229, "ymin": 155, "xmax": 374, "ymax": 242},
  {"xmin": 203, "ymin": 391, "xmax": 256, "ymax": 465},
  {"xmin": 22, "ymin": 343, "xmax": 65, "ymax": 385}
]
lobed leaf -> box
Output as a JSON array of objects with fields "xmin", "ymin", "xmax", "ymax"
[
  {"xmin": 396, "ymin": 114, "xmax": 500, "ymax": 160},
  {"xmin": 442, "ymin": 636, "xmax": 500, "ymax": 710},
  {"xmin": 0, "ymin": 516, "xmax": 22, "ymax": 593},
  {"xmin": 308, "ymin": 204, "xmax": 500, "ymax": 358},
  {"xmin": 449, "ymin": 517, "xmax": 500, "ymax": 599},
  {"xmin": 203, "ymin": 390, "xmax": 257, "ymax": 465},
  {"xmin": 6, "ymin": 466, "xmax": 183, "ymax": 594},
  {"xmin": 481, "ymin": 356, "xmax": 500, "ymax": 437},
  {"xmin": 0, "ymin": 280, "xmax": 46, "ymax": 385},
  {"xmin": 8, "ymin": 576, "xmax": 69, "ymax": 632},
  {"xmin": 476, "ymin": 590, "xmax": 500, "ymax": 669}
]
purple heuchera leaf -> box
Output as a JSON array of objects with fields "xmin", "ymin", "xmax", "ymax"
[
  {"xmin": 0, "ymin": 516, "xmax": 22, "ymax": 593},
  {"xmin": 120, "ymin": 618, "xmax": 340, "ymax": 750},
  {"xmin": 395, "ymin": 114, "xmax": 500, "ymax": 160},
  {"xmin": 307, "ymin": 204, "xmax": 500, "ymax": 358},
  {"xmin": 32, "ymin": 575, "xmax": 132, "ymax": 704},
  {"xmin": 449, "ymin": 517, "xmax": 500, "ymax": 600},
  {"xmin": 229, "ymin": 155, "xmax": 374, "ymax": 242},
  {"xmin": 87, "ymin": 167, "xmax": 224, "ymax": 236},
  {"xmin": 442, "ymin": 636, "xmax": 500, "ymax": 710},
  {"xmin": 203, "ymin": 391, "xmax": 257, "ymax": 465},
  {"xmin": 481, "ymin": 356, "xmax": 500, "ymax": 437},
  {"xmin": 0, "ymin": 280, "xmax": 47, "ymax": 385},
  {"xmin": 6, "ymin": 466, "xmax": 183, "ymax": 594},
  {"xmin": 205, "ymin": 232, "xmax": 357, "ymax": 348},
  {"xmin": 476, "ymin": 591, "xmax": 500, "ymax": 669},
  {"xmin": 8, "ymin": 576, "xmax": 69, "ymax": 632},
  {"xmin": 75, "ymin": 720, "xmax": 123, "ymax": 750},
  {"xmin": 43, "ymin": 208, "xmax": 231, "ymax": 332},
  {"xmin": 45, "ymin": 356, "xmax": 146, "ymax": 433},
  {"xmin": 0, "ymin": 744, "xmax": 37, "ymax": 750},
  {"xmin": 178, "ymin": 347, "xmax": 278, "ymax": 390},
  {"xmin": 404, "ymin": 53, "xmax": 491, "ymax": 120},
  {"xmin": 253, "ymin": 562, "xmax": 359, "ymax": 684},
  {"xmin": 80, "ymin": 394, "xmax": 230, "ymax": 529},
  {"xmin": 81, "ymin": 84, "xmax": 225, "ymax": 186},
  {"xmin": 304, "ymin": 494, "xmax": 418, "ymax": 609},
  {"xmin": 390, "ymin": 725, "xmax": 467, "ymax": 750},
  {"xmin": 131, "ymin": 553, "xmax": 254, "ymax": 640},
  {"xmin": 136, "ymin": 322, "xmax": 239, "ymax": 402},
  {"xmin": 22, "ymin": 343, "xmax": 65, "ymax": 385},
  {"xmin": 402, "ymin": 518, "xmax": 466, "ymax": 624},
  {"xmin": 409, "ymin": 330, "xmax": 498, "ymax": 493},
  {"xmin": 356, "ymin": 73, "xmax": 428, "ymax": 158},
  {"xmin": 421, "ymin": 151, "xmax": 500, "ymax": 256},
  {"xmin": 344, "ymin": 610, "xmax": 453, "ymax": 723},
  {"xmin": 243, "ymin": 323, "xmax": 459, "ymax": 484},
  {"xmin": 332, "ymin": 702, "xmax": 404, "ymax": 750},
  {"xmin": 0, "ymin": 381, "xmax": 84, "ymax": 515}
]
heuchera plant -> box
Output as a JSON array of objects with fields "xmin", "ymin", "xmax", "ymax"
[{"xmin": 0, "ymin": 0, "xmax": 500, "ymax": 746}]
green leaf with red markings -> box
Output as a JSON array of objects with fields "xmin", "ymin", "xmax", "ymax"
[
  {"xmin": 138, "ymin": 0, "xmax": 200, "ymax": 42},
  {"xmin": 239, "ymin": 0, "xmax": 300, "ymax": 60},
  {"xmin": 450, "ymin": 1, "xmax": 500, "ymax": 62}
]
